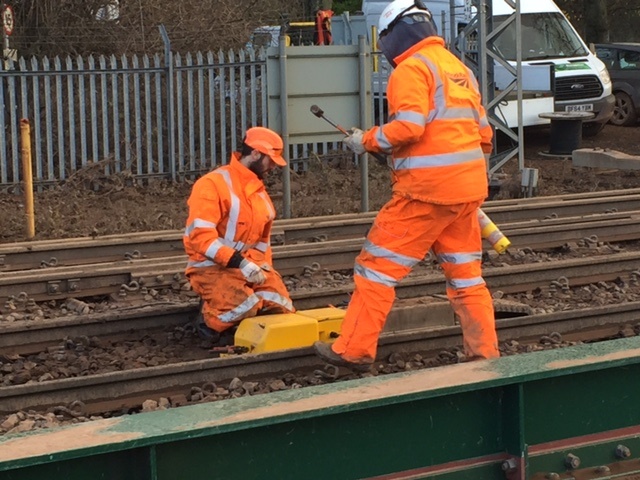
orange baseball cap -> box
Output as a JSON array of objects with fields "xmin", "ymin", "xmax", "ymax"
[{"xmin": 244, "ymin": 127, "xmax": 287, "ymax": 166}]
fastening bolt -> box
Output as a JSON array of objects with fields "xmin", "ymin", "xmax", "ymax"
[
  {"xmin": 546, "ymin": 473, "xmax": 560, "ymax": 480},
  {"xmin": 501, "ymin": 458, "xmax": 518, "ymax": 473},
  {"xmin": 615, "ymin": 444, "xmax": 631, "ymax": 459},
  {"xmin": 565, "ymin": 453, "xmax": 581, "ymax": 469}
]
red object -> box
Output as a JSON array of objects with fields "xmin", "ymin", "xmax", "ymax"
[
  {"xmin": 315, "ymin": 10, "xmax": 333, "ymax": 45},
  {"xmin": 2, "ymin": 4, "xmax": 15, "ymax": 36}
]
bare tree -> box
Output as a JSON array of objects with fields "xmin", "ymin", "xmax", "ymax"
[
  {"xmin": 10, "ymin": 0, "xmax": 307, "ymax": 57},
  {"xmin": 583, "ymin": 0, "xmax": 609, "ymax": 43},
  {"xmin": 555, "ymin": 0, "xmax": 640, "ymax": 43}
]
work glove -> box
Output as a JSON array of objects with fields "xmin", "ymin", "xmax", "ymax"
[
  {"xmin": 239, "ymin": 259, "xmax": 266, "ymax": 285},
  {"xmin": 343, "ymin": 128, "xmax": 366, "ymax": 155}
]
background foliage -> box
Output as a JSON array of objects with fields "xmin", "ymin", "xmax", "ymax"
[{"xmin": 4, "ymin": 0, "xmax": 640, "ymax": 57}]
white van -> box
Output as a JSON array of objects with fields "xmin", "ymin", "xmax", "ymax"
[
  {"xmin": 358, "ymin": 0, "xmax": 615, "ymax": 135},
  {"xmin": 491, "ymin": 0, "xmax": 614, "ymax": 135}
]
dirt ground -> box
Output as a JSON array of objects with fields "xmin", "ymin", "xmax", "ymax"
[{"xmin": 1, "ymin": 124, "xmax": 639, "ymax": 244}]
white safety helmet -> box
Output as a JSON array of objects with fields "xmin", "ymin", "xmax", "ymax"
[
  {"xmin": 377, "ymin": 0, "xmax": 437, "ymax": 66},
  {"xmin": 378, "ymin": 0, "xmax": 433, "ymax": 36}
]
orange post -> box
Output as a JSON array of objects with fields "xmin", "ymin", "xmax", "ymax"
[{"xmin": 20, "ymin": 118, "xmax": 35, "ymax": 239}]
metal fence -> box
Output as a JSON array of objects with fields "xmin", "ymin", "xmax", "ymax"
[
  {"xmin": 0, "ymin": 39, "xmax": 389, "ymax": 189},
  {"xmin": 0, "ymin": 45, "xmax": 275, "ymax": 187}
]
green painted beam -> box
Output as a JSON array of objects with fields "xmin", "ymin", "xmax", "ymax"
[{"xmin": 1, "ymin": 337, "xmax": 640, "ymax": 480}]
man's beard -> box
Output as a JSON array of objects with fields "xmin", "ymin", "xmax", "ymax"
[{"xmin": 248, "ymin": 159, "xmax": 268, "ymax": 180}]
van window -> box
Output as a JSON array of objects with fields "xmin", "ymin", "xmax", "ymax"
[
  {"xmin": 620, "ymin": 50, "xmax": 640, "ymax": 70},
  {"xmin": 595, "ymin": 47, "xmax": 619, "ymax": 70},
  {"xmin": 493, "ymin": 12, "xmax": 588, "ymax": 61}
]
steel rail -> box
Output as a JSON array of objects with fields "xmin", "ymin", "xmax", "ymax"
[
  {"xmin": 2, "ymin": 251, "xmax": 640, "ymax": 353},
  {"xmin": 0, "ymin": 301, "xmax": 638, "ymax": 414},
  {"xmin": 2, "ymin": 213, "xmax": 640, "ymax": 305},
  {"xmin": 3, "ymin": 189, "xmax": 640, "ymax": 271}
]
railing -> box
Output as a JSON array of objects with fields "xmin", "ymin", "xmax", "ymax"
[{"xmin": 0, "ymin": 47, "xmax": 270, "ymax": 187}]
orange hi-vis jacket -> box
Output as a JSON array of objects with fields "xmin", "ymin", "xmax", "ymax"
[
  {"xmin": 363, "ymin": 36, "xmax": 493, "ymax": 205},
  {"xmin": 184, "ymin": 153, "xmax": 276, "ymax": 274}
]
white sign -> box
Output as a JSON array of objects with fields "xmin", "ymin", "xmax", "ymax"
[{"xmin": 2, "ymin": 5, "xmax": 14, "ymax": 36}]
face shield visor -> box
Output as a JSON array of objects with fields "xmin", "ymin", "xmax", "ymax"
[{"xmin": 378, "ymin": 14, "xmax": 439, "ymax": 66}]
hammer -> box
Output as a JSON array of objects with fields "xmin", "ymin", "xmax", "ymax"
[
  {"xmin": 310, "ymin": 104, "xmax": 388, "ymax": 166},
  {"xmin": 310, "ymin": 104, "xmax": 350, "ymax": 136}
]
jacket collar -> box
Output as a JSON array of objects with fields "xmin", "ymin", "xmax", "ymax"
[{"xmin": 394, "ymin": 36, "xmax": 445, "ymax": 65}]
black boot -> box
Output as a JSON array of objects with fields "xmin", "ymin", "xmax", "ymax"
[{"xmin": 193, "ymin": 300, "xmax": 237, "ymax": 346}]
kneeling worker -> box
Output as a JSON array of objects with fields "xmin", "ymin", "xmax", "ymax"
[{"xmin": 184, "ymin": 127, "xmax": 295, "ymax": 344}]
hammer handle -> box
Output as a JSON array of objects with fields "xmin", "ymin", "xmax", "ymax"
[{"xmin": 368, "ymin": 151, "xmax": 388, "ymax": 166}]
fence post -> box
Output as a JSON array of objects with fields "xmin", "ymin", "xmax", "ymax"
[
  {"xmin": 278, "ymin": 38, "xmax": 291, "ymax": 219},
  {"xmin": 159, "ymin": 25, "xmax": 176, "ymax": 181},
  {"xmin": 20, "ymin": 119, "xmax": 35, "ymax": 239},
  {"xmin": 358, "ymin": 35, "xmax": 369, "ymax": 213}
]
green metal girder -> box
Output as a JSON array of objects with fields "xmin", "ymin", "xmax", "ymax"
[{"xmin": 1, "ymin": 336, "xmax": 640, "ymax": 480}]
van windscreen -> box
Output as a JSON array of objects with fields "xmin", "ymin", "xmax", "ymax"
[{"xmin": 492, "ymin": 12, "xmax": 588, "ymax": 61}]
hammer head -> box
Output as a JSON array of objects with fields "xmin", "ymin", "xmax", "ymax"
[{"xmin": 310, "ymin": 104, "xmax": 324, "ymax": 118}]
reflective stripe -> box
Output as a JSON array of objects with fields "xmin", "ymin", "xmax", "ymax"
[
  {"xmin": 255, "ymin": 291, "xmax": 294, "ymax": 311},
  {"xmin": 363, "ymin": 240, "xmax": 421, "ymax": 268},
  {"xmin": 187, "ymin": 259, "xmax": 216, "ymax": 268},
  {"xmin": 204, "ymin": 239, "xmax": 226, "ymax": 259},
  {"xmin": 191, "ymin": 237, "xmax": 252, "ymax": 267},
  {"xmin": 354, "ymin": 263, "xmax": 398, "ymax": 287},
  {"xmin": 255, "ymin": 242, "xmax": 269, "ymax": 252},
  {"xmin": 395, "ymin": 147, "xmax": 484, "ymax": 170},
  {"xmin": 466, "ymin": 67, "xmax": 480, "ymax": 90},
  {"xmin": 414, "ymin": 53, "xmax": 482, "ymax": 124},
  {"xmin": 258, "ymin": 191, "xmax": 275, "ymax": 220},
  {"xmin": 218, "ymin": 294, "xmax": 261, "ymax": 323},
  {"xmin": 184, "ymin": 218, "xmax": 217, "ymax": 237},
  {"xmin": 414, "ymin": 54, "xmax": 444, "ymax": 122},
  {"xmin": 375, "ymin": 127, "xmax": 394, "ymax": 151},
  {"xmin": 215, "ymin": 170, "xmax": 241, "ymax": 246},
  {"xmin": 437, "ymin": 252, "xmax": 482, "ymax": 264},
  {"xmin": 440, "ymin": 107, "xmax": 479, "ymax": 121},
  {"xmin": 447, "ymin": 276, "xmax": 485, "ymax": 289},
  {"xmin": 479, "ymin": 114, "xmax": 490, "ymax": 129},
  {"xmin": 394, "ymin": 110, "xmax": 427, "ymax": 127}
]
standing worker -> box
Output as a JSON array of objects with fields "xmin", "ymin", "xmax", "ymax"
[
  {"xmin": 184, "ymin": 127, "xmax": 295, "ymax": 345},
  {"xmin": 314, "ymin": 0, "xmax": 499, "ymax": 369}
]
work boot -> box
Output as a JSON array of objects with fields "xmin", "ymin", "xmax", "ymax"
[
  {"xmin": 193, "ymin": 307, "xmax": 236, "ymax": 346},
  {"xmin": 313, "ymin": 341, "xmax": 372, "ymax": 372},
  {"xmin": 195, "ymin": 315, "xmax": 217, "ymax": 341}
]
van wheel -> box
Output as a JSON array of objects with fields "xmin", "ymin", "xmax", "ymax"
[
  {"xmin": 582, "ymin": 121, "xmax": 605, "ymax": 137},
  {"xmin": 610, "ymin": 91, "xmax": 638, "ymax": 126}
]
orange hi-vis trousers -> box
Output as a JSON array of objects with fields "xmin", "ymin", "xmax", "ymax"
[
  {"xmin": 188, "ymin": 266, "xmax": 295, "ymax": 333},
  {"xmin": 332, "ymin": 195, "xmax": 499, "ymax": 363}
]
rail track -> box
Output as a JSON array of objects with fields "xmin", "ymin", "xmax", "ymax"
[
  {"xmin": 2, "ymin": 188, "xmax": 640, "ymax": 272},
  {"xmin": 2, "ymin": 249, "xmax": 640, "ymax": 356},
  {"xmin": 2, "ymin": 208, "xmax": 640, "ymax": 306},
  {"xmin": 0, "ymin": 301, "xmax": 638, "ymax": 415},
  {"xmin": 3, "ymin": 189, "xmax": 640, "ymax": 434}
]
